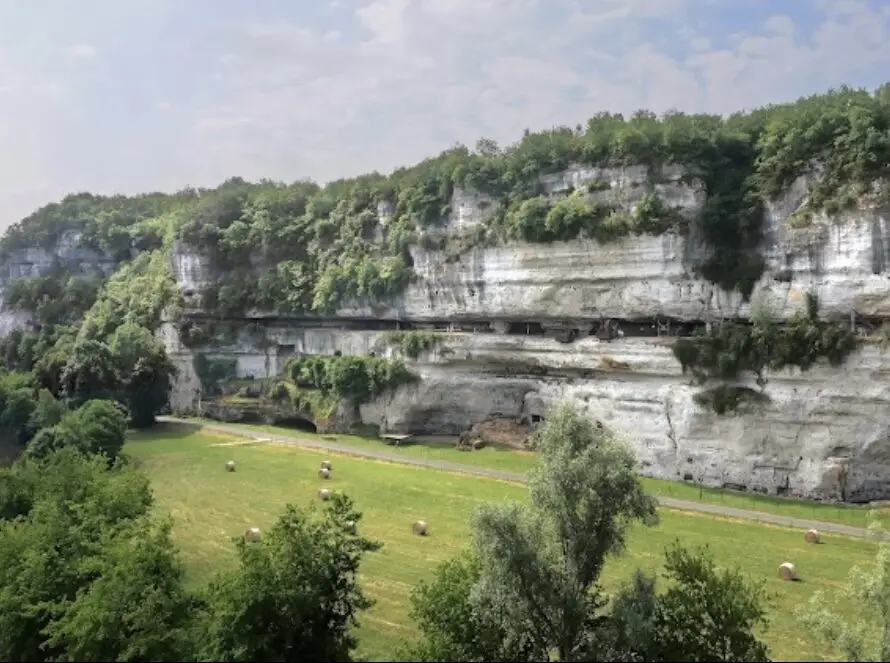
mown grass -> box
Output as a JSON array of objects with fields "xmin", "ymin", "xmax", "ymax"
[
  {"xmin": 128, "ymin": 425, "xmax": 875, "ymax": 662},
  {"xmin": 175, "ymin": 417, "xmax": 890, "ymax": 529}
]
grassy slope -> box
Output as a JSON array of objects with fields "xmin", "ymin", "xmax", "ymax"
[
  {"xmin": 127, "ymin": 426, "xmax": 876, "ymax": 661},
  {"xmin": 181, "ymin": 418, "xmax": 890, "ymax": 529}
]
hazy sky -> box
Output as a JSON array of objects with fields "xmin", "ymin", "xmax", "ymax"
[{"xmin": 1, "ymin": 0, "xmax": 889, "ymax": 229}]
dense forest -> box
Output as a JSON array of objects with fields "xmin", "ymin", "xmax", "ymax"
[{"xmin": 0, "ymin": 83, "xmax": 888, "ymax": 428}]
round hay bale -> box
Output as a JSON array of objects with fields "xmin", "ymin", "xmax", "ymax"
[
  {"xmin": 225, "ymin": 460, "xmax": 236, "ymax": 472},
  {"xmin": 318, "ymin": 467, "xmax": 331, "ymax": 479},
  {"xmin": 778, "ymin": 561, "xmax": 796, "ymax": 581},
  {"xmin": 245, "ymin": 527, "xmax": 261, "ymax": 542},
  {"xmin": 412, "ymin": 520, "xmax": 428, "ymax": 536},
  {"xmin": 319, "ymin": 488, "xmax": 332, "ymax": 501},
  {"xmin": 321, "ymin": 460, "xmax": 332, "ymax": 471},
  {"xmin": 805, "ymin": 529, "xmax": 820, "ymax": 544}
]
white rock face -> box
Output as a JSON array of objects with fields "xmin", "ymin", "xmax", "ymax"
[
  {"xmin": 162, "ymin": 319, "xmax": 890, "ymax": 501},
  {"xmin": 168, "ymin": 166, "xmax": 890, "ymax": 322},
  {"xmin": 0, "ymin": 230, "xmax": 117, "ymax": 334}
]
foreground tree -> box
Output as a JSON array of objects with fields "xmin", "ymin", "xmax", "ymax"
[
  {"xmin": 197, "ymin": 493, "xmax": 382, "ymax": 662},
  {"xmin": 797, "ymin": 517, "xmax": 890, "ymax": 661},
  {"xmin": 407, "ymin": 404, "xmax": 771, "ymax": 662},
  {"xmin": 0, "ymin": 448, "xmax": 189, "ymax": 662},
  {"xmin": 604, "ymin": 543, "xmax": 771, "ymax": 662},
  {"xmin": 408, "ymin": 403, "xmax": 659, "ymax": 661},
  {"xmin": 41, "ymin": 516, "xmax": 197, "ymax": 662}
]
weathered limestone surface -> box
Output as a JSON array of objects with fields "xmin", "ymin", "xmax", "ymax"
[
  {"xmin": 0, "ymin": 230, "xmax": 116, "ymax": 334},
  {"xmin": 160, "ymin": 319, "xmax": 890, "ymax": 502},
  {"xmin": 169, "ymin": 166, "xmax": 890, "ymax": 322}
]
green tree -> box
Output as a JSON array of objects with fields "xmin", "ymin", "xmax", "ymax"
[
  {"xmin": 0, "ymin": 387, "xmax": 36, "ymax": 446},
  {"xmin": 25, "ymin": 399, "xmax": 128, "ymax": 462},
  {"xmin": 0, "ymin": 448, "xmax": 158, "ymax": 661},
  {"xmin": 797, "ymin": 517, "xmax": 890, "ymax": 661},
  {"xmin": 60, "ymin": 339, "xmax": 120, "ymax": 407},
  {"xmin": 41, "ymin": 517, "xmax": 198, "ymax": 662},
  {"xmin": 28, "ymin": 388, "xmax": 65, "ymax": 431},
  {"xmin": 406, "ymin": 551, "xmax": 539, "ymax": 662},
  {"xmin": 197, "ymin": 494, "xmax": 381, "ymax": 662},
  {"xmin": 604, "ymin": 543, "xmax": 771, "ymax": 662},
  {"xmin": 109, "ymin": 322, "xmax": 177, "ymax": 427},
  {"xmin": 408, "ymin": 403, "xmax": 658, "ymax": 661}
]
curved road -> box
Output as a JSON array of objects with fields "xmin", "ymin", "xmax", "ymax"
[{"xmin": 158, "ymin": 416, "xmax": 878, "ymax": 540}]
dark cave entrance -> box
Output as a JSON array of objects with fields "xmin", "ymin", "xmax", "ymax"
[{"xmin": 274, "ymin": 417, "xmax": 319, "ymax": 434}]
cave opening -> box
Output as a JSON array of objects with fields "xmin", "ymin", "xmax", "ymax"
[{"xmin": 274, "ymin": 417, "xmax": 319, "ymax": 434}]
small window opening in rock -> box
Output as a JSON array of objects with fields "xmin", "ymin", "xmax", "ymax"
[{"xmin": 531, "ymin": 414, "xmax": 544, "ymax": 423}]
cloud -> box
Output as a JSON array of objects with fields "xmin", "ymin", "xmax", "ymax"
[
  {"xmin": 67, "ymin": 44, "xmax": 97, "ymax": 58},
  {"xmin": 1, "ymin": 0, "xmax": 890, "ymax": 228},
  {"xmin": 184, "ymin": 0, "xmax": 890, "ymax": 186}
]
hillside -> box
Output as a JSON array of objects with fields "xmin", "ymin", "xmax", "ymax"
[{"xmin": 2, "ymin": 84, "xmax": 890, "ymax": 500}]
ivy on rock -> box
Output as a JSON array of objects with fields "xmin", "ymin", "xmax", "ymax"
[{"xmin": 673, "ymin": 294, "xmax": 858, "ymax": 413}]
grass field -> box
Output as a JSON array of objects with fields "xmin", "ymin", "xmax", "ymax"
[
  {"xmin": 180, "ymin": 417, "xmax": 890, "ymax": 530},
  {"xmin": 126, "ymin": 424, "xmax": 876, "ymax": 662}
]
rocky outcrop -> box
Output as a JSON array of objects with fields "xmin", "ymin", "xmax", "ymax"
[
  {"xmin": 0, "ymin": 230, "xmax": 117, "ymax": 333},
  {"xmin": 171, "ymin": 165, "xmax": 890, "ymax": 323}
]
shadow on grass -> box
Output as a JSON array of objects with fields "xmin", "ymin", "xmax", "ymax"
[{"xmin": 127, "ymin": 421, "xmax": 204, "ymax": 442}]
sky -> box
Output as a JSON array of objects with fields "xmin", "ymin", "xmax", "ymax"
[{"xmin": 1, "ymin": 0, "xmax": 889, "ymax": 230}]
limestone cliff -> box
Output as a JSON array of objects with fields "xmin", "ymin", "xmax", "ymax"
[{"xmin": 162, "ymin": 162, "xmax": 890, "ymax": 503}]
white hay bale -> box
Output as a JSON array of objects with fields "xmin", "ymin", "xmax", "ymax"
[
  {"xmin": 245, "ymin": 527, "xmax": 261, "ymax": 542},
  {"xmin": 225, "ymin": 460, "xmax": 236, "ymax": 472},
  {"xmin": 412, "ymin": 520, "xmax": 428, "ymax": 536},
  {"xmin": 805, "ymin": 529, "xmax": 820, "ymax": 544},
  {"xmin": 778, "ymin": 561, "xmax": 796, "ymax": 581},
  {"xmin": 318, "ymin": 467, "xmax": 330, "ymax": 479},
  {"xmin": 319, "ymin": 488, "xmax": 332, "ymax": 501},
  {"xmin": 321, "ymin": 460, "xmax": 332, "ymax": 471}
]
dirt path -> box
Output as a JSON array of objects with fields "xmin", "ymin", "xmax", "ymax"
[{"xmin": 158, "ymin": 416, "xmax": 874, "ymax": 540}]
